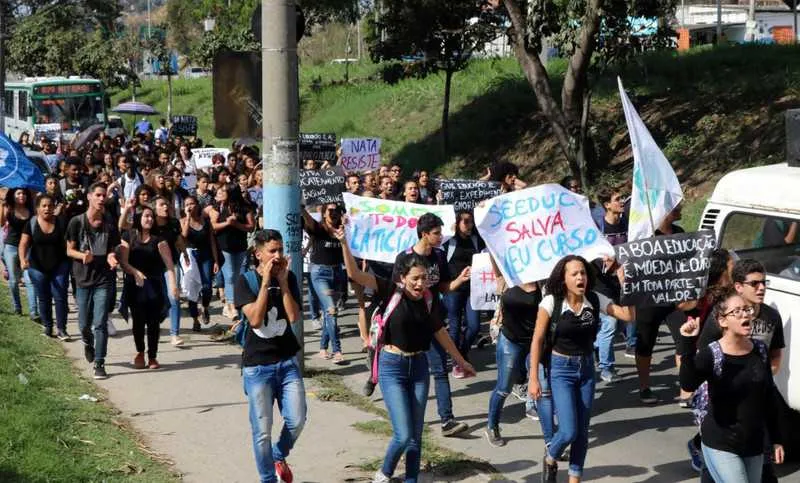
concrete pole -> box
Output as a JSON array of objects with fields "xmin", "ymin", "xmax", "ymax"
[
  {"xmin": 0, "ymin": 2, "xmax": 6, "ymax": 133},
  {"xmin": 261, "ymin": 0, "xmax": 304, "ymax": 365},
  {"xmin": 716, "ymin": 0, "xmax": 723, "ymax": 44}
]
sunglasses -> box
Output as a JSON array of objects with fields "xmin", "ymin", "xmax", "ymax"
[{"xmin": 742, "ymin": 279, "xmax": 769, "ymax": 288}]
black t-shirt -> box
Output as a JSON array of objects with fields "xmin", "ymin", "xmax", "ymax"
[
  {"xmin": 122, "ymin": 232, "xmax": 165, "ymax": 278},
  {"xmin": 541, "ymin": 292, "xmax": 611, "ymax": 356},
  {"xmin": 603, "ymin": 218, "xmax": 628, "ymax": 246},
  {"xmin": 185, "ymin": 217, "xmax": 213, "ymax": 257},
  {"xmin": 4, "ymin": 211, "xmax": 30, "ymax": 247},
  {"xmin": 391, "ymin": 248, "xmax": 452, "ymax": 296},
  {"xmin": 446, "ymin": 234, "xmax": 485, "ymax": 288},
  {"xmin": 305, "ymin": 219, "xmax": 343, "ymax": 266},
  {"xmin": 215, "ymin": 204, "xmax": 249, "ymax": 253},
  {"xmin": 22, "ymin": 217, "xmax": 67, "ymax": 272},
  {"xmin": 66, "ymin": 213, "xmax": 121, "ymax": 288},
  {"xmin": 152, "ymin": 218, "xmax": 181, "ymax": 264},
  {"xmin": 375, "ymin": 276, "xmax": 444, "ymax": 353},
  {"xmin": 698, "ymin": 303, "xmax": 785, "ymax": 351},
  {"xmin": 500, "ymin": 286, "xmax": 542, "ymax": 346},
  {"xmin": 679, "ymin": 338, "xmax": 782, "ymax": 456},
  {"xmin": 234, "ymin": 270, "xmax": 301, "ymax": 366}
]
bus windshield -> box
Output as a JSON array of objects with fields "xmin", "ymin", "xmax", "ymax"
[{"xmin": 33, "ymin": 96, "xmax": 104, "ymax": 131}]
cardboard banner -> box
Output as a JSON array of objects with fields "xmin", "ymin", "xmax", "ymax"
[
  {"xmin": 300, "ymin": 167, "xmax": 346, "ymax": 206},
  {"xmin": 616, "ymin": 230, "xmax": 716, "ymax": 306},
  {"xmin": 470, "ymin": 253, "xmax": 499, "ymax": 311},
  {"xmin": 435, "ymin": 179, "xmax": 502, "ymax": 211},
  {"xmin": 343, "ymin": 192, "xmax": 455, "ymax": 263},
  {"xmin": 34, "ymin": 123, "xmax": 62, "ymax": 141},
  {"xmin": 300, "ymin": 133, "xmax": 337, "ymax": 162},
  {"xmin": 171, "ymin": 115, "xmax": 198, "ymax": 137},
  {"xmin": 340, "ymin": 138, "xmax": 380, "ymax": 172},
  {"xmin": 192, "ymin": 148, "xmax": 230, "ymax": 171},
  {"xmin": 475, "ymin": 184, "xmax": 614, "ymax": 287}
]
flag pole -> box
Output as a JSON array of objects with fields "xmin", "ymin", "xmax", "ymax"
[{"xmin": 640, "ymin": 171, "xmax": 658, "ymax": 236}]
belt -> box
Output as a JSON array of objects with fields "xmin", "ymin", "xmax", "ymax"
[{"xmin": 383, "ymin": 345, "xmax": 424, "ymax": 357}]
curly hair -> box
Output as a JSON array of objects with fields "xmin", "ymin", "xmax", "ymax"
[{"xmin": 544, "ymin": 255, "xmax": 595, "ymax": 299}]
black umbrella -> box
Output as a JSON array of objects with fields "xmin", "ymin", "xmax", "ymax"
[{"xmin": 72, "ymin": 124, "xmax": 105, "ymax": 150}]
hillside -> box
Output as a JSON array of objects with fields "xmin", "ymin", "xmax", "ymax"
[{"xmin": 112, "ymin": 44, "xmax": 800, "ymax": 203}]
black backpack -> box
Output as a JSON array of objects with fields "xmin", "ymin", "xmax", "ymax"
[{"xmin": 542, "ymin": 291, "xmax": 601, "ymax": 364}]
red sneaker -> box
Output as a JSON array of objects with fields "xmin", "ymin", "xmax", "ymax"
[
  {"xmin": 452, "ymin": 365, "xmax": 465, "ymax": 379},
  {"xmin": 133, "ymin": 352, "xmax": 145, "ymax": 369},
  {"xmin": 274, "ymin": 460, "xmax": 293, "ymax": 483}
]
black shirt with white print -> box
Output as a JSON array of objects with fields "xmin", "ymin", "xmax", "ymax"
[
  {"xmin": 305, "ymin": 218, "xmax": 343, "ymax": 266},
  {"xmin": 234, "ymin": 270, "xmax": 302, "ymax": 366},
  {"xmin": 540, "ymin": 291, "xmax": 613, "ymax": 356},
  {"xmin": 391, "ymin": 247, "xmax": 452, "ymax": 297}
]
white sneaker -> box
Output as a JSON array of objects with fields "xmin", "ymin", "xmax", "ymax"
[
  {"xmin": 372, "ymin": 470, "xmax": 391, "ymax": 483},
  {"xmin": 311, "ymin": 318, "xmax": 323, "ymax": 330},
  {"xmin": 171, "ymin": 335, "xmax": 185, "ymax": 347},
  {"xmin": 107, "ymin": 319, "xmax": 117, "ymax": 337}
]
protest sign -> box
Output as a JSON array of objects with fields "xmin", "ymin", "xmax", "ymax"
[
  {"xmin": 34, "ymin": 123, "xmax": 62, "ymax": 141},
  {"xmin": 300, "ymin": 167, "xmax": 346, "ymax": 205},
  {"xmin": 470, "ymin": 253, "xmax": 499, "ymax": 311},
  {"xmin": 342, "ymin": 192, "xmax": 455, "ymax": 263},
  {"xmin": 475, "ymin": 184, "xmax": 614, "ymax": 287},
  {"xmin": 300, "ymin": 133, "xmax": 337, "ymax": 162},
  {"xmin": 170, "ymin": 115, "xmax": 198, "ymax": 137},
  {"xmin": 616, "ymin": 230, "xmax": 716, "ymax": 306},
  {"xmin": 192, "ymin": 148, "xmax": 231, "ymax": 170},
  {"xmin": 340, "ymin": 138, "xmax": 380, "ymax": 172},
  {"xmin": 435, "ymin": 179, "xmax": 502, "ymax": 211}
]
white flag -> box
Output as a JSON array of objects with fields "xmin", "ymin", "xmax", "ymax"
[{"xmin": 618, "ymin": 77, "xmax": 683, "ymax": 241}]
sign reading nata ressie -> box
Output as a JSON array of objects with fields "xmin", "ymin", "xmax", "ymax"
[
  {"xmin": 475, "ymin": 184, "xmax": 614, "ymax": 287},
  {"xmin": 343, "ymin": 193, "xmax": 456, "ymax": 264}
]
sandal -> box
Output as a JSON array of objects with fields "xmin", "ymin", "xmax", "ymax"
[
  {"xmin": 319, "ymin": 350, "xmax": 332, "ymax": 360},
  {"xmin": 332, "ymin": 352, "xmax": 346, "ymax": 365}
]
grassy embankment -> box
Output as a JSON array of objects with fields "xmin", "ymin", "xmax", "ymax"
[{"xmin": 0, "ymin": 293, "xmax": 178, "ymax": 482}]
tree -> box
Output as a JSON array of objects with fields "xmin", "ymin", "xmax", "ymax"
[
  {"xmin": 369, "ymin": 0, "xmax": 504, "ymax": 161},
  {"xmin": 494, "ymin": 0, "xmax": 673, "ymax": 187}
]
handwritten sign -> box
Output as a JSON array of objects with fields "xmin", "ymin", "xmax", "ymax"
[
  {"xmin": 475, "ymin": 184, "xmax": 614, "ymax": 287},
  {"xmin": 340, "ymin": 138, "xmax": 380, "ymax": 172},
  {"xmin": 34, "ymin": 123, "xmax": 62, "ymax": 141},
  {"xmin": 300, "ymin": 167, "xmax": 346, "ymax": 206},
  {"xmin": 616, "ymin": 231, "xmax": 716, "ymax": 306},
  {"xmin": 300, "ymin": 133, "xmax": 337, "ymax": 162},
  {"xmin": 170, "ymin": 115, "xmax": 198, "ymax": 137},
  {"xmin": 470, "ymin": 253, "xmax": 499, "ymax": 311},
  {"xmin": 192, "ymin": 148, "xmax": 230, "ymax": 171},
  {"xmin": 435, "ymin": 179, "xmax": 502, "ymax": 211},
  {"xmin": 343, "ymin": 192, "xmax": 455, "ymax": 263}
]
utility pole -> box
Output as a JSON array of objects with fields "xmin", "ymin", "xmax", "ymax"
[
  {"xmin": 0, "ymin": 1, "xmax": 6, "ymax": 133},
  {"xmin": 261, "ymin": 0, "xmax": 303, "ymax": 365},
  {"xmin": 716, "ymin": 0, "xmax": 722, "ymax": 44}
]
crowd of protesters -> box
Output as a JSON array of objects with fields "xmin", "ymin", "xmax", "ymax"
[{"xmin": 0, "ymin": 123, "xmax": 791, "ymax": 483}]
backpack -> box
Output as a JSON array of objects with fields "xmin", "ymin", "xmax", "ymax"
[
  {"xmin": 542, "ymin": 291, "xmax": 601, "ymax": 365},
  {"xmin": 119, "ymin": 171, "xmax": 144, "ymax": 196},
  {"xmin": 367, "ymin": 284, "xmax": 433, "ymax": 384},
  {"xmin": 691, "ymin": 339, "xmax": 769, "ymax": 428},
  {"xmin": 234, "ymin": 270, "xmax": 260, "ymax": 347}
]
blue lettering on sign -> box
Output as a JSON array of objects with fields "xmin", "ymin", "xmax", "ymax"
[
  {"xmin": 486, "ymin": 191, "xmax": 579, "ymax": 229},
  {"xmin": 350, "ymin": 223, "xmax": 417, "ymax": 257},
  {"xmin": 501, "ymin": 227, "xmax": 601, "ymax": 276}
]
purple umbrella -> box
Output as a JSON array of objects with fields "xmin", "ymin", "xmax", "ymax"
[{"xmin": 111, "ymin": 101, "xmax": 159, "ymax": 115}]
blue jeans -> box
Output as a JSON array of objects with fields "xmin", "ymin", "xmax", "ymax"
[
  {"xmin": 444, "ymin": 289, "xmax": 480, "ymax": 360},
  {"xmin": 536, "ymin": 363, "xmax": 555, "ymax": 444},
  {"xmin": 27, "ymin": 262, "xmax": 70, "ymax": 333},
  {"xmin": 221, "ymin": 250, "xmax": 247, "ymax": 303},
  {"xmin": 625, "ymin": 319, "xmax": 637, "ymax": 350},
  {"xmin": 594, "ymin": 313, "xmax": 616, "ymax": 371},
  {"xmin": 303, "ymin": 272, "xmax": 322, "ymax": 320},
  {"xmin": 547, "ymin": 352, "xmax": 596, "ymax": 478},
  {"xmin": 243, "ymin": 358, "xmax": 307, "ymax": 483},
  {"xmin": 2, "ymin": 244, "xmax": 38, "ymax": 315},
  {"xmin": 75, "ymin": 284, "xmax": 112, "ymax": 365},
  {"xmin": 310, "ymin": 264, "xmax": 345, "ymax": 353},
  {"xmin": 379, "ymin": 350, "xmax": 430, "ymax": 482},
  {"xmin": 188, "ymin": 250, "xmax": 213, "ymax": 318},
  {"xmin": 488, "ymin": 332, "xmax": 529, "ymax": 429},
  {"xmin": 165, "ymin": 269, "xmax": 181, "ymax": 336},
  {"xmin": 426, "ymin": 338, "xmax": 454, "ymax": 424},
  {"xmin": 702, "ymin": 444, "xmax": 763, "ymax": 483}
]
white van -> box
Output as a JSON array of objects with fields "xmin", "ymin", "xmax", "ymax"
[{"xmin": 700, "ymin": 162, "xmax": 800, "ymax": 431}]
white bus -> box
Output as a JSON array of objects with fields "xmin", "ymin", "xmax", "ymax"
[{"xmin": 2, "ymin": 76, "xmax": 107, "ymax": 142}]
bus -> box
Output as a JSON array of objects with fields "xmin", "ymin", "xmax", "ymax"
[{"xmin": 2, "ymin": 76, "xmax": 107, "ymax": 142}]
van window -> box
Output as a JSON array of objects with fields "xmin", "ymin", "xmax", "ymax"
[
  {"xmin": 720, "ymin": 212, "xmax": 800, "ymax": 280},
  {"xmin": 3, "ymin": 91, "xmax": 13, "ymax": 117}
]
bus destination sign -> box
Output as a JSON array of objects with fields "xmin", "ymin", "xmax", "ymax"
[{"xmin": 34, "ymin": 84, "xmax": 98, "ymax": 96}]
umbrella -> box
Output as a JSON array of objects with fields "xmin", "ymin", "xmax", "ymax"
[
  {"xmin": 235, "ymin": 137, "xmax": 258, "ymax": 147},
  {"xmin": 112, "ymin": 101, "xmax": 159, "ymax": 115},
  {"xmin": 72, "ymin": 124, "xmax": 105, "ymax": 150}
]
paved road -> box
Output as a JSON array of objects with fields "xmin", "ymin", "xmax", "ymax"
[{"xmin": 56, "ymin": 291, "xmax": 800, "ymax": 482}]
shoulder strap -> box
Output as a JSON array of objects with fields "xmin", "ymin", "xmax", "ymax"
[
  {"xmin": 586, "ymin": 291, "xmax": 601, "ymax": 321},
  {"xmin": 243, "ymin": 270, "xmax": 260, "ymax": 295},
  {"xmin": 753, "ymin": 339, "xmax": 769, "ymax": 364},
  {"xmin": 405, "ymin": 247, "xmax": 414, "ymax": 255},
  {"xmin": 29, "ymin": 217, "xmax": 37, "ymax": 237},
  {"xmin": 548, "ymin": 295, "xmax": 564, "ymax": 347},
  {"xmin": 423, "ymin": 289, "xmax": 433, "ymax": 312},
  {"xmin": 470, "ymin": 234, "xmax": 479, "ymax": 251},
  {"xmin": 710, "ymin": 340, "xmax": 724, "ymax": 378},
  {"xmin": 446, "ymin": 238, "xmax": 456, "ymax": 262},
  {"xmin": 382, "ymin": 286, "xmax": 405, "ymax": 321}
]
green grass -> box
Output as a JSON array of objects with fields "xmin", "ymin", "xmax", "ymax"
[{"xmin": 0, "ymin": 294, "xmax": 178, "ymax": 482}]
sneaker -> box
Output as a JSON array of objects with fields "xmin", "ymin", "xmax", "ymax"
[
  {"xmin": 452, "ymin": 365, "xmax": 465, "ymax": 379},
  {"xmin": 558, "ymin": 448, "xmax": 570, "ymax": 462},
  {"xmin": 600, "ymin": 369, "xmax": 619, "ymax": 383},
  {"xmin": 274, "ymin": 460, "xmax": 293, "ymax": 483},
  {"xmin": 362, "ymin": 379, "xmax": 376, "ymax": 397},
  {"xmin": 192, "ymin": 319, "xmax": 202, "ymax": 332},
  {"xmin": 133, "ymin": 352, "xmax": 146, "ymax": 369},
  {"xmin": 678, "ymin": 397, "xmax": 692, "ymax": 409},
  {"xmin": 525, "ymin": 401, "xmax": 539, "ymax": 421},
  {"xmin": 311, "ymin": 318, "xmax": 323, "ymax": 330},
  {"xmin": 222, "ymin": 305, "xmax": 232, "ymax": 319},
  {"xmin": 148, "ymin": 358, "xmax": 160, "ymax": 370},
  {"xmin": 42, "ymin": 328, "xmax": 54, "ymax": 338},
  {"xmin": 332, "ymin": 352, "xmax": 346, "ymax": 365},
  {"xmin": 511, "ymin": 384, "xmax": 528, "ymax": 402},
  {"xmin": 484, "ymin": 427, "xmax": 506, "ymax": 447},
  {"xmin": 441, "ymin": 419, "xmax": 469, "ymax": 437},
  {"xmin": 372, "ymin": 470, "xmax": 391, "ymax": 483},
  {"xmin": 107, "ymin": 319, "xmax": 117, "ymax": 336},
  {"xmin": 639, "ymin": 388, "xmax": 659, "ymax": 405},
  {"xmin": 541, "ymin": 448, "xmax": 558, "ymax": 482},
  {"xmin": 171, "ymin": 335, "xmax": 185, "ymax": 347},
  {"xmin": 687, "ymin": 439, "xmax": 703, "ymax": 472},
  {"xmin": 93, "ymin": 363, "xmax": 108, "ymax": 380},
  {"xmin": 210, "ymin": 329, "xmax": 235, "ymax": 342},
  {"xmin": 624, "ymin": 346, "xmax": 636, "ymax": 359},
  {"xmin": 31, "ymin": 315, "xmax": 42, "ymax": 325},
  {"xmin": 84, "ymin": 342, "xmax": 95, "ymax": 363},
  {"xmin": 56, "ymin": 330, "xmax": 70, "ymax": 342},
  {"xmin": 202, "ymin": 308, "xmax": 211, "ymax": 325}
]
